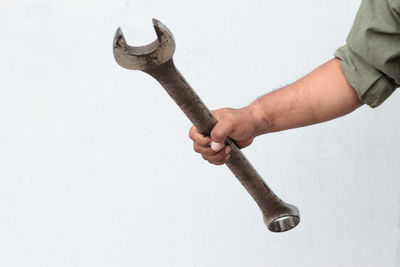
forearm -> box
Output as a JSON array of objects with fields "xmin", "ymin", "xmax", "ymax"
[{"xmin": 247, "ymin": 58, "xmax": 363, "ymax": 135}]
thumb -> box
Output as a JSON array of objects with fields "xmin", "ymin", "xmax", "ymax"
[{"xmin": 210, "ymin": 120, "xmax": 234, "ymax": 144}]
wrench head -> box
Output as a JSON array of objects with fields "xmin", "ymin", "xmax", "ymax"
[{"xmin": 113, "ymin": 19, "xmax": 176, "ymax": 71}]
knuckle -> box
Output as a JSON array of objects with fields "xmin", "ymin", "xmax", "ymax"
[
  {"xmin": 198, "ymin": 138, "xmax": 209, "ymax": 147},
  {"xmin": 193, "ymin": 144, "xmax": 201, "ymax": 153},
  {"xmin": 214, "ymin": 108, "xmax": 232, "ymax": 118},
  {"xmin": 188, "ymin": 127, "xmax": 195, "ymax": 138}
]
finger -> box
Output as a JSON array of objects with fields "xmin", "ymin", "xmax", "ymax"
[
  {"xmin": 189, "ymin": 126, "xmax": 211, "ymax": 147},
  {"xmin": 208, "ymin": 150, "xmax": 231, "ymax": 165},
  {"xmin": 202, "ymin": 146, "xmax": 231, "ymax": 162},
  {"xmin": 209, "ymin": 159, "xmax": 227, "ymax": 166},
  {"xmin": 210, "ymin": 120, "xmax": 234, "ymax": 144},
  {"xmin": 193, "ymin": 142, "xmax": 219, "ymax": 156},
  {"xmin": 210, "ymin": 141, "xmax": 225, "ymax": 152}
]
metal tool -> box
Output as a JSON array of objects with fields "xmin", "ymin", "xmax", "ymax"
[{"xmin": 113, "ymin": 19, "xmax": 300, "ymax": 232}]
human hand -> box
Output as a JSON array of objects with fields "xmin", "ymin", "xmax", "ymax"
[{"xmin": 188, "ymin": 107, "xmax": 259, "ymax": 165}]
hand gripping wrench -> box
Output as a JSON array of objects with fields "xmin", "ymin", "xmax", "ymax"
[{"xmin": 113, "ymin": 19, "xmax": 300, "ymax": 232}]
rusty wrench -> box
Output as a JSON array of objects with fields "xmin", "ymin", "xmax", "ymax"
[{"xmin": 112, "ymin": 19, "xmax": 300, "ymax": 232}]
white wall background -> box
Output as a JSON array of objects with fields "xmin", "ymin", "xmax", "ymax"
[{"xmin": 1, "ymin": 0, "xmax": 400, "ymax": 266}]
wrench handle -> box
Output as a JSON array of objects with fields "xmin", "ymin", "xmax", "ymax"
[{"xmin": 145, "ymin": 60, "xmax": 300, "ymax": 232}]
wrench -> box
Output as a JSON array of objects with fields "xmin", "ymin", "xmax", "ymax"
[{"xmin": 113, "ymin": 19, "xmax": 300, "ymax": 232}]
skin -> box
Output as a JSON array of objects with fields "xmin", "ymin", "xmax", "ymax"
[{"xmin": 189, "ymin": 58, "xmax": 363, "ymax": 165}]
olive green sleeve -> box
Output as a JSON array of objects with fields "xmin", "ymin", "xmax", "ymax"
[{"xmin": 334, "ymin": 0, "xmax": 400, "ymax": 108}]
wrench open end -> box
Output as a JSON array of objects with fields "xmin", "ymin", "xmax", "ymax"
[{"xmin": 113, "ymin": 19, "xmax": 176, "ymax": 71}]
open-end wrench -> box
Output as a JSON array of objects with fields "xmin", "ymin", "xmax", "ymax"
[{"xmin": 113, "ymin": 19, "xmax": 300, "ymax": 232}]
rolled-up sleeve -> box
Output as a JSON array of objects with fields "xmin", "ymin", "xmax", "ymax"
[{"xmin": 334, "ymin": 0, "xmax": 400, "ymax": 108}]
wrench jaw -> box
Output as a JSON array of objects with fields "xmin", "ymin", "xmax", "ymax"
[
  {"xmin": 113, "ymin": 19, "xmax": 176, "ymax": 71},
  {"xmin": 152, "ymin": 18, "xmax": 176, "ymax": 52}
]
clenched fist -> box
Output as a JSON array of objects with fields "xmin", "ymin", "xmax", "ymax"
[{"xmin": 188, "ymin": 107, "xmax": 261, "ymax": 165}]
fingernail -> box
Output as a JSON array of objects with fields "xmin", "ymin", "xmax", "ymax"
[
  {"xmin": 210, "ymin": 141, "xmax": 224, "ymax": 152},
  {"xmin": 225, "ymin": 146, "xmax": 231, "ymax": 155}
]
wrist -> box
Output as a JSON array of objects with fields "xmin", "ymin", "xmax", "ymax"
[{"xmin": 243, "ymin": 99, "xmax": 271, "ymax": 137}]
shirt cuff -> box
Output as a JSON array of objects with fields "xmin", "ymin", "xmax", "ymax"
[{"xmin": 334, "ymin": 45, "xmax": 396, "ymax": 108}]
